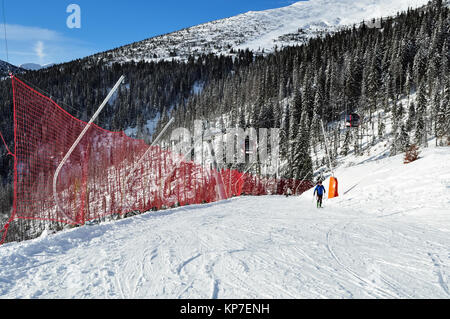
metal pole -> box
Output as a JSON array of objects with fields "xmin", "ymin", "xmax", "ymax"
[
  {"xmin": 120, "ymin": 117, "xmax": 175, "ymax": 213},
  {"xmin": 295, "ymin": 171, "xmax": 312, "ymax": 195},
  {"xmin": 124, "ymin": 117, "xmax": 175, "ymax": 185},
  {"xmin": 53, "ymin": 75, "xmax": 125, "ymax": 224}
]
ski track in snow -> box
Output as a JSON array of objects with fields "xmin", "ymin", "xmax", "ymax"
[{"xmin": 0, "ymin": 147, "xmax": 449, "ymax": 299}]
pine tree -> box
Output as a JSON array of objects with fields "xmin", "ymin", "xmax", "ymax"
[
  {"xmin": 413, "ymin": 47, "xmax": 427, "ymax": 86},
  {"xmin": 292, "ymin": 109, "xmax": 313, "ymax": 181},
  {"xmin": 398, "ymin": 124, "xmax": 410, "ymax": 153},
  {"xmin": 404, "ymin": 68, "xmax": 413, "ymax": 102},
  {"xmin": 341, "ymin": 130, "xmax": 351, "ymax": 156},
  {"xmin": 406, "ymin": 102, "xmax": 416, "ymax": 132},
  {"xmin": 430, "ymin": 80, "xmax": 442, "ymax": 144},
  {"xmin": 436, "ymin": 74, "xmax": 450, "ymax": 145},
  {"xmin": 390, "ymin": 102, "xmax": 400, "ymax": 155},
  {"xmin": 378, "ymin": 113, "xmax": 386, "ymax": 140},
  {"xmin": 415, "ymin": 82, "xmax": 428, "ymax": 147}
]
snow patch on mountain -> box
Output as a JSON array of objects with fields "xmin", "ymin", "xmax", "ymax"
[
  {"xmin": 89, "ymin": 0, "xmax": 430, "ymax": 64},
  {"xmin": 19, "ymin": 63, "xmax": 56, "ymax": 71}
]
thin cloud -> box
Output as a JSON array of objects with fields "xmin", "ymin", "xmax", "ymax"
[
  {"xmin": 0, "ymin": 24, "xmax": 95, "ymax": 66},
  {"xmin": 5, "ymin": 24, "xmax": 65, "ymax": 42},
  {"xmin": 34, "ymin": 41, "xmax": 46, "ymax": 62}
]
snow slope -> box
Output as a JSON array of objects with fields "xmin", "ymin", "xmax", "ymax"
[
  {"xmin": 88, "ymin": 0, "xmax": 430, "ymax": 64},
  {"xmin": 0, "ymin": 146, "xmax": 448, "ymax": 299}
]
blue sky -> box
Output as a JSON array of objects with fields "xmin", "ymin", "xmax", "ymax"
[{"xmin": 0, "ymin": 0, "xmax": 299, "ymax": 66}]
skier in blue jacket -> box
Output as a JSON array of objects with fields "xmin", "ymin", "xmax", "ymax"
[{"xmin": 313, "ymin": 181, "xmax": 326, "ymax": 208}]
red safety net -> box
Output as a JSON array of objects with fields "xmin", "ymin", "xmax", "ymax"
[{"xmin": 0, "ymin": 76, "xmax": 313, "ymax": 244}]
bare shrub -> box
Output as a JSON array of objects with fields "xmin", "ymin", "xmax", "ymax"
[{"xmin": 404, "ymin": 144, "xmax": 420, "ymax": 164}]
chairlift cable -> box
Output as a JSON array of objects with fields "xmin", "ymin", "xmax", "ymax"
[{"xmin": 2, "ymin": 0, "xmax": 10, "ymax": 71}]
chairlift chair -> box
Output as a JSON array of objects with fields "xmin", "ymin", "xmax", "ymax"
[{"xmin": 345, "ymin": 113, "xmax": 361, "ymax": 128}]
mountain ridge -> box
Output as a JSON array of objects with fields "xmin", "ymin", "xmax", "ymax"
[
  {"xmin": 19, "ymin": 63, "xmax": 56, "ymax": 71},
  {"xmin": 83, "ymin": 0, "xmax": 430, "ymax": 65},
  {"xmin": 0, "ymin": 60, "xmax": 23, "ymax": 77}
]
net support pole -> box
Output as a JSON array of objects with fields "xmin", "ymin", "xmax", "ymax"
[
  {"xmin": 125, "ymin": 117, "xmax": 175, "ymax": 185},
  {"xmin": 121, "ymin": 117, "xmax": 175, "ymax": 213},
  {"xmin": 295, "ymin": 171, "xmax": 312, "ymax": 195},
  {"xmin": 53, "ymin": 75, "xmax": 125, "ymax": 224}
]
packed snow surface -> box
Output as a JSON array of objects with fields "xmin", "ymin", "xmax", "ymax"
[{"xmin": 0, "ymin": 147, "xmax": 449, "ymax": 299}]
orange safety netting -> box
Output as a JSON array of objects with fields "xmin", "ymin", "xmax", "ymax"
[{"xmin": 0, "ymin": 76, "xmax": 313, "ymax": 244}]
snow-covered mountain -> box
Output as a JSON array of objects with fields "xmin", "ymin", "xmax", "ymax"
[
  {"xmin": 19, "ymin": 63, "xmax": 56, "ymax": 71},
  {"xmin": 19, "ymin": 63, "xmax": 42, "ymax": 71},
  {"xmin": 88, "ymin": 0, "xmax": 430, "ymax": 64},
  {"xmin": 0, "ymin": 61, "xmax": 51, "ymax": 76}
]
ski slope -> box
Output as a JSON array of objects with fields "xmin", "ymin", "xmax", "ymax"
[{"xmin": 0, "ymin": 147, "xmax": 449, "ymax": 299}]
